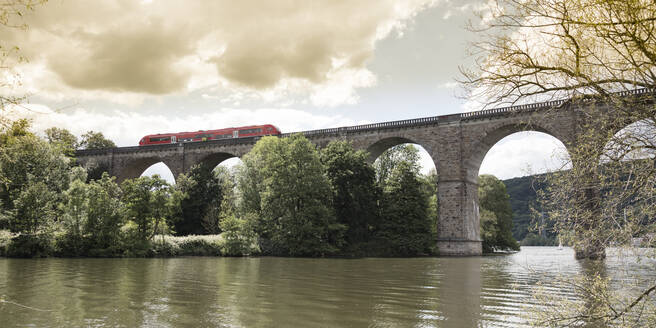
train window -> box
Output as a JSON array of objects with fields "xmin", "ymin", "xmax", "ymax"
[
  {"xmin": 195, "ymin": 134, "xmax": 212, "ymax": 139},
  {"xmin": 239, "ymin": 128, "xmax": 262, "ymax": 135},
  {"xmin": 213, "ymin": 134, "xmax": 232, "ymax": 139},
  {"xmin": 149, "ymin": 136, "xmax": 171, "ymax": 142}
]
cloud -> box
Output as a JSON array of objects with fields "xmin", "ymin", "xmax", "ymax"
[
  {"xmin": 3, "ymin": 0, "xmax": 439, "ymax": 106},
  {"xmin": 7, "ymin": 103, "xmax": 366, "ymax": 148},
  {"xmin": 479, "ymin": 132, "xmax": 571, "ymax": 179}
]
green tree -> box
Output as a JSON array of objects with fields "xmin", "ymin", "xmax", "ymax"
[
  {"xmin": 174, "ymin": 163, "xmax": 223, "ymax": 235},
  {"xmin": 78, "ymin": 131, "xmax": 116, "ymax": 150},
  {"xmin": 373, "ymin": 144, "xmax": 434, "ymax": 256},
  {"xmin": 0, "ymin": 134, "xmax": 70, "ymax": 228},
  {"xmin": 85, "ymin": 173, "xmax": 125, "ymax": 254},
  {"xmin": 121, "ymin": 175, "xmax": 171, "ymax": 242},
  {"xmin": 58, "ymin": 168, "xmax": 90, "ymax": 255},
  {"xmin": 201, "ymin": 166, "xmax": 237, "ymax": 234},
  {"xmin": 0, "ymin": 118, "xmax": 33, "ymax": 145},
  {"xmin": 320, "ymin": 141, "xmax": 379, "ymax": 248},
  {"xmin": 478, "ymin": 174, "xmax": 520, "ymax": 252},
  {"xmin": 376, "ymin": 160, "xmax": 433, "ymax": 256},
  {"xmin": 44, "ymin": 127, "xmax": 78, "ymax": 157},
  {"xmin": 374, "ymin": 144, "xmax": 420, "ymax": 185},
  {"xmin": 10, "ymin": 180, "xmax": 56, "ymax": 234},
  {"xmin": 239, "ymin": 134, "xmax": 344, "ymax": 256}
]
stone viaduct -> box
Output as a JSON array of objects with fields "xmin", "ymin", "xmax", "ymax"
[{"xmin": 75, "ymin": 88, "xmax": 653, "ymax": 256}]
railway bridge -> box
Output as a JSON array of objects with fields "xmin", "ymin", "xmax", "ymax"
[{"xmin": 75, "ymin": 88, "xmax": 652, "ymax": 256}]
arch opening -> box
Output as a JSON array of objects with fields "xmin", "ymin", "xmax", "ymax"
[
  {"xmin": 602, "ymin": 119, "xmax": 656, "ymax": 163},
  {"xmin": 372, "ymin": 142, "xmax": 439, "ymax": 253},
  {"xmin": 477, "ymin": 131, "xmax": 572, "ymax": 248},
  {"xmin": 118, "ymin": 157, "xmax": 172, "ymax": 183},
  {"xmin": 479, "ymin": 131, "xmax": 572, "ymax": 180},
  {"xmin": 366, "ymin": 137, "xmax": 422, "ymax": 163},
  {"xmin": 141, "ymin": 161, "xmax": 176, "ymax": 184}
]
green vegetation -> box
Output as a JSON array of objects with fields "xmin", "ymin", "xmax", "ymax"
[
  {"xmin": 320, "ymin": 141, "xmax": 379, "ymax": 253},
  {"xmin": 479, "ymin": 175, "xmax": 520, "ymax": 252},
  {"xmin": 0, "ymin": 121, "xmax": 520, "ymax": 257},
  {"xmin": 374, "ymin": 144, "xmax": 435, "ymax": 256},
  {"xmin": 503, "ymin": 174, "xmax": 558, "ymax": 246},
  {"xmin": 174, "ymin": 164, "xmax": 224, "ymax": 235},
  {"xmin": 238, "ymin": 134, "xmax": 344, "ymax": 256}
]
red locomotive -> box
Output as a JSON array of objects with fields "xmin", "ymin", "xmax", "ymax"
[{"xmin": 139, "ymin": 124, "xmax": 281, "ymax": 146}]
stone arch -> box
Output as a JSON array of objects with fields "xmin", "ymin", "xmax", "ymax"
[
  {"xmin": 366, "ymin": 136, "xmax": 435, "ymax": 165},
  {"xmin": 117, "ymin": 157, "xmax": 179, "ymax": 183},
  {"xmin": 190, "ymin": 152, "xmax": 239, "ymax": 172},
  {"xmin": 141, "ymin": 162, "xmax": 176, "ymax": 183},
  {"xmin": 602, "ymin": 118, "xmax": 656, "ymax": 159},
  {"xmin": 465, "ymin": 123, "xmax": 573, "ymax": 182}
]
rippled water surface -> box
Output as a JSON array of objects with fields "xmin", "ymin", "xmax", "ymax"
[{"xmin": 0, "ymin": 247, "xmax": 654, "ymax": 327}]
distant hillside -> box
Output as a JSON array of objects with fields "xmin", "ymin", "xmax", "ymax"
[{"xmin": 502, "ymin": 173, "xmax": 557, "ymax": 245}]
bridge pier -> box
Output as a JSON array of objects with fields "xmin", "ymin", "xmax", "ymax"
[{"xmin": 436, "ymin": 179, "xmax": 482, "ymax": 256}]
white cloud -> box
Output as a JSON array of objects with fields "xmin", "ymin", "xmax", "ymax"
[
  {"xmin": 479, "ymin": 132, "xmax": 571, "ymax": 179},
  {"xmin": 8, "ymin": 103, "xmax": 365, "ymax": 148}
]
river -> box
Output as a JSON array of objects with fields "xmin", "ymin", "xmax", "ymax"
[{"xmin": 0, "ymin": 247, "xmax": 654, "ymax": 327}]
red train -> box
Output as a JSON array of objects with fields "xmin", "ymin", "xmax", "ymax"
[{"xmin": 139, "ymin": 124, "xmax": 281, "ymax": 146}]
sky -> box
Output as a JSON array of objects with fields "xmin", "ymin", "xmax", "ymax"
[{"xmin": 3, "ymin": 0, "xmax": 569, "ymax": 181}]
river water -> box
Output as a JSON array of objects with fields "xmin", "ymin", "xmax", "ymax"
[{"xmin": 0, "ymin": 247, "xmax": 653, "ymax": 327}]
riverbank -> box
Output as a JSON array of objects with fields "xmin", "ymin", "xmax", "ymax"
[{"xmin": 0, "ymin": 232, "xmax": 253, "ymax": 258}]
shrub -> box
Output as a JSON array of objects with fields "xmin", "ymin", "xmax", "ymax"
[
  {"xmin": 6, "ymin": 234, "xmax": 54, "ymax": 258},
  {"xmin": 0, "ymin": 230, "xmax": 14, "ymax": 256}
]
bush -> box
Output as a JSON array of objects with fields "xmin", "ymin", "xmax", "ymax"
[
  {"xmin": 0, "ymin": 230, "xmax": 13, "ymax": 256},
  {"xmin": 6, "ymin": 234, "xmax": 54, "ymax": 258},
  {"xmin": 150, "ymin": 235, "xmax": 223, "ymax": 256}
]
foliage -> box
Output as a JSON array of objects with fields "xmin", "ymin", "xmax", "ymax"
[
  {"xmin": 320, "ymin": 141, "xmax": 380, "ymax": 247},
  {"xmin": 502, "ymin": 173, "xmax": 555, "ymax": 242},
  {"xmin": 83, "ymin": 173, "xmax": 125, "ymax": 255},
  {"xmin": 0, "ymin": 229, "xmax": 12, "ymax": 256},
  {"xmin": 121, "ymin": 175, "xmax": 172, "ymax": 242},
  {"xmin": 0, "ymin": 118, "xmax": 33, "ymax": 145},
  {"xmin": 174, "ymin": 163, "xmax": 223, "ymax": 235},
  {"xmin": 77, "ymin": 131, "xmax": 116, "ymax": 150},
  {"xmin": 0, "ymin": 133, "xmax": 70, "ymax": 212},
  {"xmin": 520, "ymin": 233, "xmax": 557, "ymax": 247},
  {"xmin": 44, "ymin": 127, "xmax": 78, "ymax": 157},
  {"xmin": 375, "ymin": 160, "xmax": 433, "ymax": 256},
  {"xmin": 219, "ymin": 213, "xmax": 258, "ymax": 256},
  {"xmin": 239, "ymin": 134, "xmax": 344, "ymax": 256},
  {"xmin": 58, "ymin": 171, "xmax": 90, "ymax": 255},
  {"xmin": 374, "ymin": 144, "xmax": 420, "ymax": 185},
  {"xmin": 150, "ymin": 234, "xmax": 226, "ymax": 257},
  {"xmin": 478, "ymin": 174, "xmax": 520, "ymax": 252},
  {"xmin": 0, "ymin": 129, "xmax": 69, "ymax": 235},
  {"xmin": 372, "ymin": 144, "xmax": 435, "ymax": 256}
]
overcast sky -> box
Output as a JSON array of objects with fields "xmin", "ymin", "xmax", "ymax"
[{"xmin": 4, "ymin": 0, "xmax": 569, "ymax": 181}]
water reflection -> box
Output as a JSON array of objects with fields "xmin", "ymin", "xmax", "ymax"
[{"xmin": 0, "ymin": 247, "xmax": 654, "ymax": 327}]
